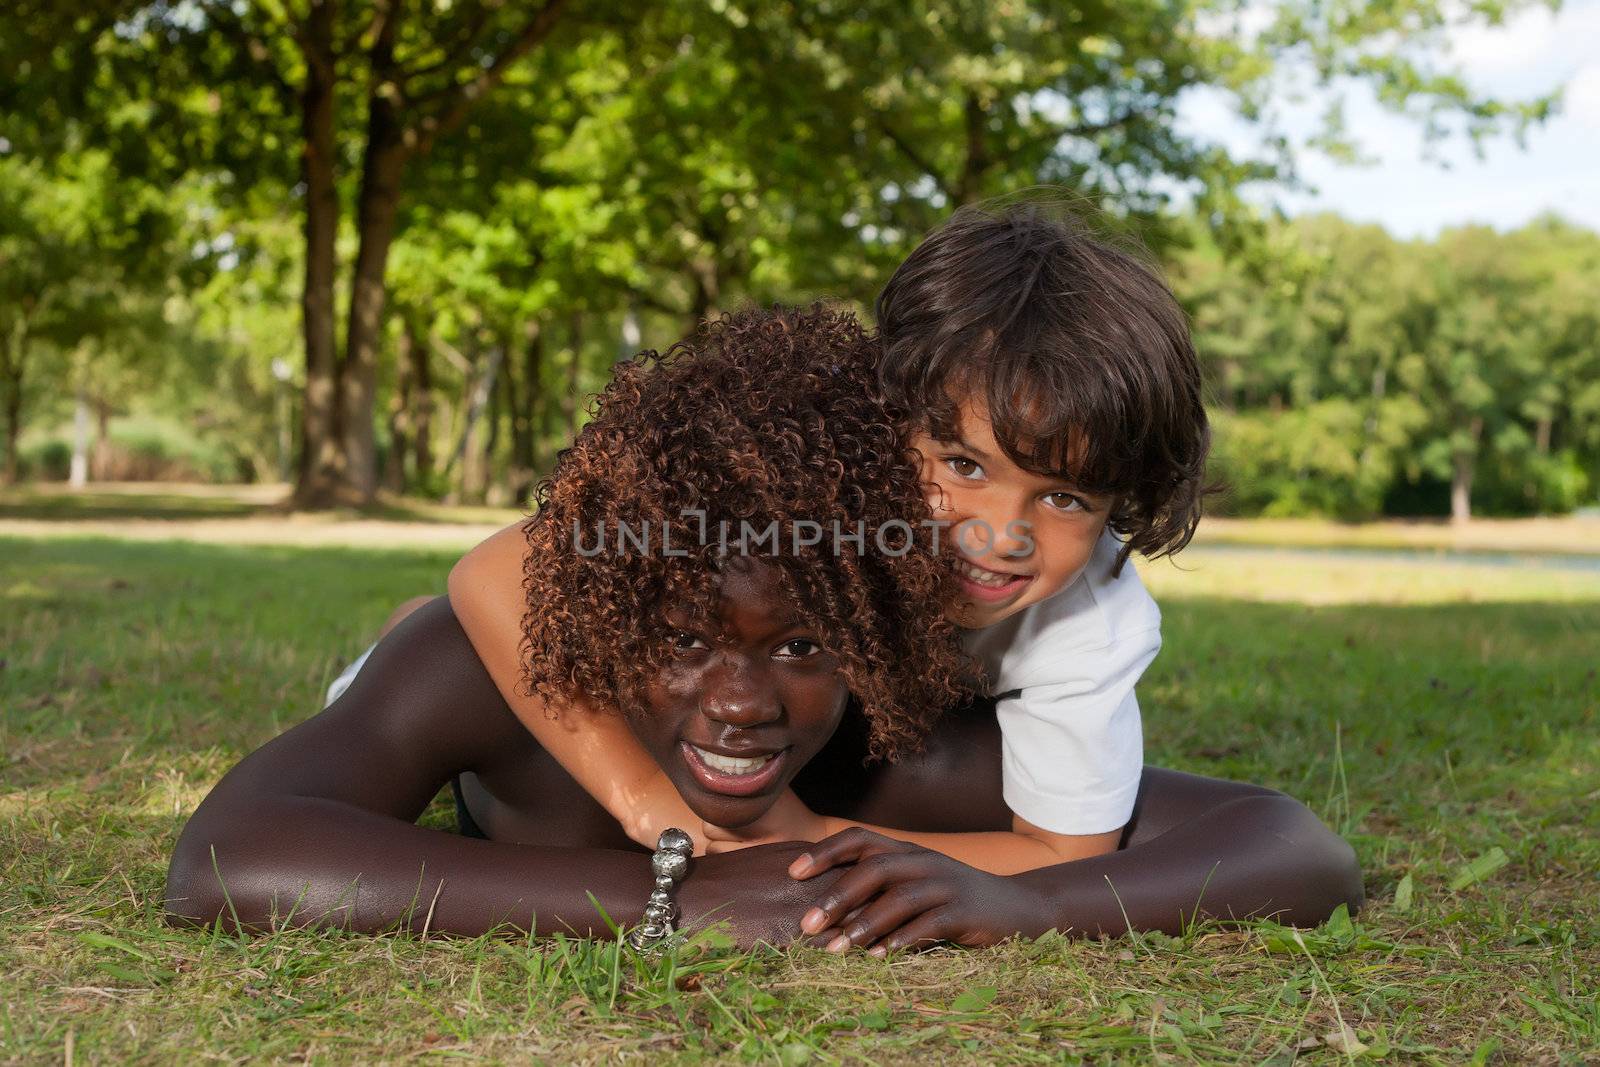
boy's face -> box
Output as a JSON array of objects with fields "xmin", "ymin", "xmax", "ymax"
[{"xmin": 909, "ymin": 395, "xmax": 1112, "ymax": 629}]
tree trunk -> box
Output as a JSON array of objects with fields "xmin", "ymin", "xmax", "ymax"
[
  {"xmin": 0, "ymin": 317, "xmax": 23, "ymax": 486},
  {"xmin": 293, "ymin": 0, "xmax": 344, "ymax": 508},
  {"xmin": 566, "ymin": 310, "xmax": 587, "ymax": 442},
  {"xmin": 953, "ymin": 91, "xmax": 992, "ymax": 205},
  {"xmin": 409, "ymin": 319, "xmax": 433, "ymax": 487},
  {"xmin": 289, "ymin": 0, "xmax": 570, "ymax": 509},
  {"xmin": 0, "ymin": 387, "xmax": 18, "ymax": 485},
  {"xmin": 92, "ymin": 400, "xmax": 112, "ymax": 481},
  {"xmin": 383, "ymin": 324, "xmax": 415, "ymax": 493},
  {"xmin": 1450, "ymin": 415, "xmax": 1483, "ymax": 526},
  {"xmin": 69, "ymin": 387, "xmax": 90, "ymax": 489},
  {"xmin": 447, "ymin": 342, "xmax": 503, "ymax": 502},
  {"xmin": 617, "ymin": 304, "xmax": 641, "ymax": 361},
  {"xmin": 506, "ymin": 318, "xmax": 541, "ymax": 504},
  {"xmin": 479, "ymin": 345, "xmax": 506, "ymax": 505},
  {"xmin": 0, "ymin": 389, "xmax": 18, "ymax": 485},
  {"xmin": 339, "ymin": 15, "xmax": 411, "ymax": 506},
  {"xmin": 1535, "ymin": 415, "xmax": 1552, "ymax": 456},
  {"xmin": 688, "ymin": 260, "xmax": 720, "ymax": 332}
]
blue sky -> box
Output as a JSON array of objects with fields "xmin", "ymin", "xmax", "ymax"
[{"xmin": 1178, "ymin": 0, "xmax": 1600, "ymax": 236}]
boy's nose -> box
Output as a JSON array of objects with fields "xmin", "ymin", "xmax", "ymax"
[
  {"xmin": 955, "ymin": 512, "xmax": 1033, "ymax": 559},
  {"xmin": 991, "ymin": 517, "xmax": 1034, "ymax": 558},
  {"xmin": 699, "ymin": 658, "xmax": 781, "ymax": 728}
]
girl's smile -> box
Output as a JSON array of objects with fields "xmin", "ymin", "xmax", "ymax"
[{"xmin": 630, "ymin": 557, "xmax": 848, "ymax": 829}]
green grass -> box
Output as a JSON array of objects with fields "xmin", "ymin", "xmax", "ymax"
[{"xmin": 3, "ymin": 534, "xmax": 1597, "ymax": 1063}]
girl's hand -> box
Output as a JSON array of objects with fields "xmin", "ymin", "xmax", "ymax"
[
  {"xmin": 789, "ymin": 828, "xmax": 1047, "ymax": 953},
  {"xmin": 676, "ymin": 842, "xmax": 847, "ymax": 949},
  {"xmin": 703, "ymin": 789, "xmax": 831, "ymax": 854}
]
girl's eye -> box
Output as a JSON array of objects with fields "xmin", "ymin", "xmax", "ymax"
[
  {"xmin": 775, "ymin": 638, "xmax": 823, "ymax": 659},
  {"xmin": 669, "ymin": 631, "xmax": 708, "ymax": 652},
  {"xmin": 945, "ymin": 457, "xmax": 984, "ymax": 480},
  {"xmin": 1042, "ymin": 491, "xmax": 1087, "ymax": 513}
]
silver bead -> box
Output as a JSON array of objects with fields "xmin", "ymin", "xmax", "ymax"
[
  {"xmin": 657, "ymin": 828, "xmax": 694, "ymax": 855},
  {"xmin": 653, "ymin": 851, "xmax": 689, "ymax": 881}
]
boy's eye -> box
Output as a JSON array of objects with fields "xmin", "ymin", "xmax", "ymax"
[
  {"xmin": 1042, "ymin": 491, "xmax": 1087, "ymax": 513},
  {"xmin": 774, "ymin": 638, "xmax": 823, "ymax": 659},
  {"xmin": 945, "ymin": 457, "xmax": 984, "ymax": 480}
]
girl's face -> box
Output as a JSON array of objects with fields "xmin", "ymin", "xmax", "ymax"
[{"xmin": 627, "ymin": 557, "xmax": 849, "ymax": 829}]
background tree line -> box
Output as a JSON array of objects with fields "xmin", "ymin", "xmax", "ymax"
[
  {"xmin": 1180, "ymin": 215, "xmax": 1600, "ymax": 521},
  {"xmin": 2, "ymin": 0, "xmax": 1590, "ymax": 521}
]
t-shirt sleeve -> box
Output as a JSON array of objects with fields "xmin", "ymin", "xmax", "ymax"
[{"xmin": 995, "ymin": 625, "xmax": 1160, "ymax": 836}]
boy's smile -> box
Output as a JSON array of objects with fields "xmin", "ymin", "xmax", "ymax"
[
  {"xmin": 910, "ymin": 395, "xmax": 1113, "ymax": 629},
  {"xmin": 952, "ymin": 554, "xmax": 1035, "ymax": 606}
]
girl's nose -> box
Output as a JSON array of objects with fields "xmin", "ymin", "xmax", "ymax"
[{"xmin": 699, "ymin": 657, "xmax": 781, "ymax": 727}]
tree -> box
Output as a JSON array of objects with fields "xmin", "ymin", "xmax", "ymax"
[
  {"xmin": 0, "ymin": 150, "xmax": 180, "ymax": 484},
  {"xmin": 3, "ymin": 0, "xmax": 1568, "ymax": 506},
  {"xmin": 7, "ymin": 0, "xmax": 580, "ymax": 504}
]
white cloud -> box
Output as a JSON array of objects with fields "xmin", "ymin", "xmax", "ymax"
[
  {"xmin": 1566, "ymin": 65, "xmax": 1600, "ymax": 130},
  {"xmin": 1444, "ymin": 0, "xmax": 1600, "ymax": 97},
  {"xmin": 1446, "ymin": 4, "xmax": 1560, "ymax": 74},
  {"xmin": 1176, "ymin": 0, "xmax": 1600, "ymax": 234}
]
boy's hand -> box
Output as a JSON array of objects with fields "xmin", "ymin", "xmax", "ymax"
[
  {"xmin": 702, "ymin": 789, "xmax": 831, "ymax": 854},
  {"xmin": 623, "ymin": 808, "xmax": 710, "ymax": 855},
  {"xmin": 789, "ymin": 828, "xmax": 1045, "ymax": 953}
]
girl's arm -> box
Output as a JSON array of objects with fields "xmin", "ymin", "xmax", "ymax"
[
  {"xmin": 164, "ymin": 599, "xmax": 835, "ymax": 945},
  {"xmin": 788, "ymin": 768, "xmax": 1364, "ymax": 951},
  {"xmin": 447, "ymin": 521, "xmax": 707, "ymax": 852}
]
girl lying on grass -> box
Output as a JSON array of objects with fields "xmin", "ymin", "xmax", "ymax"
[{"xmin": 166, "ymin": 306, "xmax": 1360, "ymax": 951}]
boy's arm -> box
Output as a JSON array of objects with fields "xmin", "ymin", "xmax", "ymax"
[
  {"xmin": 710, "ymin": 669, "xmax": 1149, "ymax": 870},
  {"xmin": 447, "ymin": 521, "xmax": 705, "ymax": 851},
  {"xmin": 708, "ymin": 804, "xmax": 1120, "ymax": 874},
  {"xmin": 817, "ymin": 814, "xmax": 1121, "ymax": 874}
]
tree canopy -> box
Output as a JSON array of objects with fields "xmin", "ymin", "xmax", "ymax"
[{"xmin": 1, "ymin": 0, "xmax": 1589, "ymax": 520}]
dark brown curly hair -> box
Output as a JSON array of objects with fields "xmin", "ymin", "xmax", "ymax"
[{"xmin": 519, "ymin": 305, "xmax": 976, "ymax": 759}]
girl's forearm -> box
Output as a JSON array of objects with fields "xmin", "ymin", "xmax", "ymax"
[
  {"xmin": 1011, "ymin": 792, "xmax": 1363, "ymax": 937},
  {"xmin": 166, "ymin": 795, "xmax": 655, "ymax": 937}
]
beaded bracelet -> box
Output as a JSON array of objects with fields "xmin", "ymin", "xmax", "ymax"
[{"xmin": 627, "ymin": 828, "xmax": 693, "ymax": 950}]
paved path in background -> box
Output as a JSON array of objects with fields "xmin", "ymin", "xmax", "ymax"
[
  {"xmin": 1194, "ymin": 541, "xmax": 1600, "ymax": 572},
  {"xmin": 0, "ymin": 516, "xmax": 507, "ymax": 550},
  {"xmin": 6, "ymin": 517, "xmax": 1598, "ymax": 581}
]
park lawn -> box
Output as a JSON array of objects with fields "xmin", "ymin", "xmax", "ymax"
[{"xmin": 2, "ymin": 534, "xmax": 1597, "ymax": 1063}]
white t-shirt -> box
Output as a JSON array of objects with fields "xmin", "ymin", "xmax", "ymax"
[{"xmin": 961, "ymin": 529, "xmax": 1160, "ymax": 836}]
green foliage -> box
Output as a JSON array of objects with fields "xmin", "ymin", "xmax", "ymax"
[
  {"xmin": 1181, "ymin": 214, "xmax": 1600, "ymax": 519},
  {"xmin": 0, "ymin": 2, "xmax": 1590, "ymax": 511},
  {"xmin": 1210, "ymin": 398, "xmax": 1426, "ymax": 519}
]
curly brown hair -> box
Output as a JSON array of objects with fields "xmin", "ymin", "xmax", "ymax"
[{"xmin": 519, "ymin": 305, "xmax": 976, "ymax": 759}]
